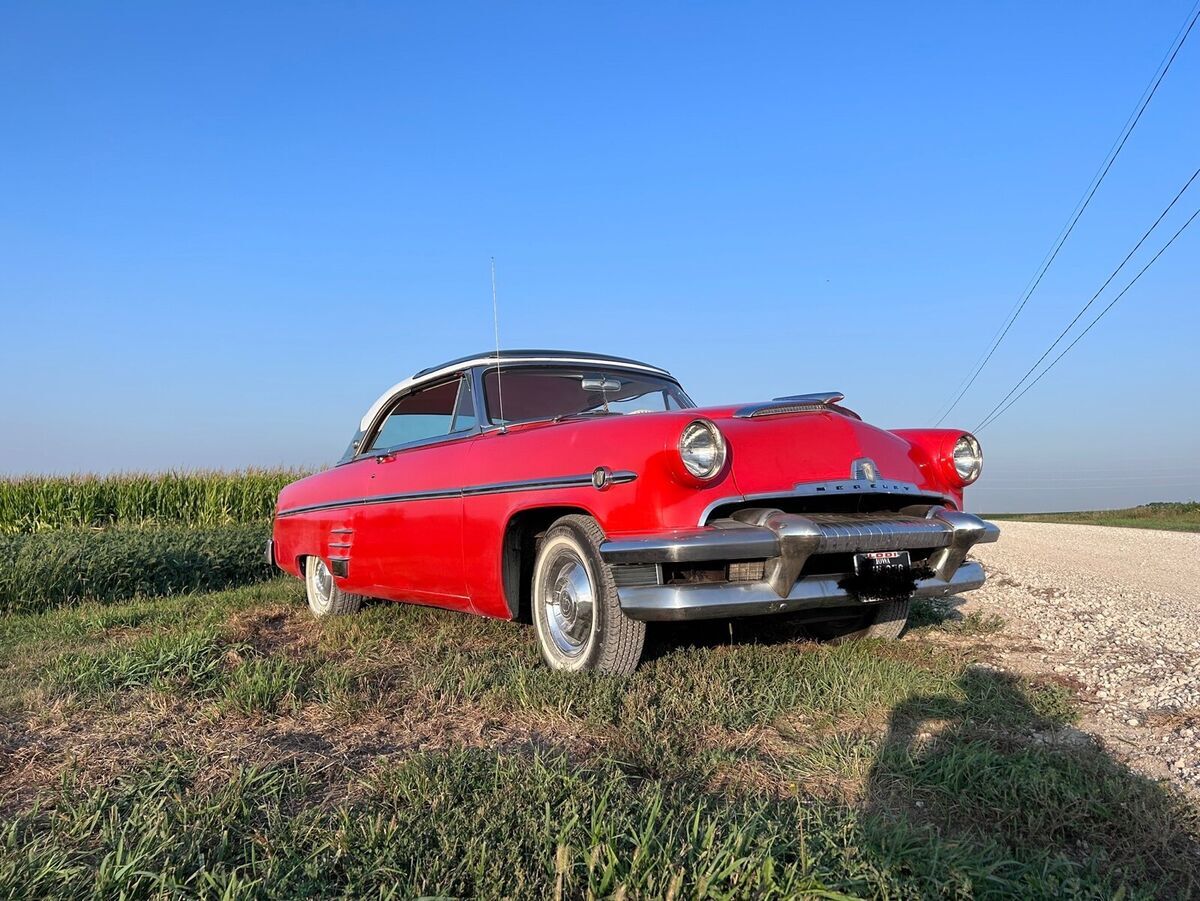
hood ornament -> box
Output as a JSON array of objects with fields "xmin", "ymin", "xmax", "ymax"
[{"xmin": 851, "ymin": 458, "xmax": 879, "ymax": 480}]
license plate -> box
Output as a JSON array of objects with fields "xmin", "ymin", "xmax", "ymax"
[{"xmin": 853, "ymin": 550, "xmax": 912, "ymax": 577}]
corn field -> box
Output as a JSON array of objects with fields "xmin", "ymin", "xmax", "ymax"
[{"xmin": 0, "ymin": 469, "xmax": 309, "ymax": 533}]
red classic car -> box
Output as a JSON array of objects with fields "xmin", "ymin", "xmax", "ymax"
[{"xmin": 269, "ymin": 350, "xmax": 998, "ymax": 674}]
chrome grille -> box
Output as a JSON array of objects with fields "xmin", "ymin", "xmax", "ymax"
[{"xmin": 803, "ymin": 513, "xmax": 954, "ymax": 553}]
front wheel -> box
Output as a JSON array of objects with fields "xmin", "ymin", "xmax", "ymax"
[
  {"xmin": 532, "ymin": 515, "xmax": 645, "ymax": 675},
  {"xmin": 809, "ymin": 598, "xmax": 911, "ymax": 643}
]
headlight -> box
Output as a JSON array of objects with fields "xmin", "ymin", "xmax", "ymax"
[
  {"xmin": 679, "ymin": 419, "xmax": 727, "ymax": 480},
  {"xmin": 952, "ymin": 433, "xmax": 983, "ymax": 484}
]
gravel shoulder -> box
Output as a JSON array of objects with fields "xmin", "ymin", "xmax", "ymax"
[{"xmin": 968, "ymin": 521, "xmax": 1200, "ymax": 793}]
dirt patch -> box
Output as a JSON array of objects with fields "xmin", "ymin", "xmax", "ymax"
[
  {"xmin": 0, "ymin": 695, "xmax": 182, "ymax": 817},
  {"xmin": 226, "ymin": 605, "xmax": 321, "ymax": 657},
  {"xmin": 0, "ymin": 675, "xmax": 607, "ymax": 818},
  {"xmin": 702, "ymin": 712, "xmax": 894, "ymax": 803}
]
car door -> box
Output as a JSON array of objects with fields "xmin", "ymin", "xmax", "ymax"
[{"xmin": 350, "ymin": 374, "xmax": 478, "ymax": 611}]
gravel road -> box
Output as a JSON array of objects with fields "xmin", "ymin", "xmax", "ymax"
[{"xmin": 968, "ymin": 522, "xmax": 1200, "ymax": 793}]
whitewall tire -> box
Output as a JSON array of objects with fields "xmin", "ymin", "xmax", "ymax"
[
  {"xmin": 304, "ymin": 556, "xmax": 363, "ymax": 618},
  {"xmin": 532, "ymin": 515, "xmax": 645, "ymax": 675}
]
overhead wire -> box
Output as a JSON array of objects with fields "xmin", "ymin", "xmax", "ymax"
[
  {"xmin": 971, "ymin": 167, "xmax": 1200, "ymax": 431},
  {"xmin": 932, "ymin": 0, "xmax": 1200, "ymax": 425},
  {"xmin": 975, "ymin": 206, "xmax": 1200, "ymax": 431}
]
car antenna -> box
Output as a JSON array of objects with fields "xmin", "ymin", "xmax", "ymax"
[{"xmin": 490, "ymin": 256, "xmax": 506, "ymax": 434}]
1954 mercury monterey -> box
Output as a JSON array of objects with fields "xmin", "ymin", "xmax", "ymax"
[{"xmin": 269, "ymin": 350, "xmax": 998, "ymax": 674}]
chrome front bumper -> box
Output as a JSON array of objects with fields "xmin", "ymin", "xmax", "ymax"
[{"xmin": 599, "ymin": 506, "xmax": 999, "ymax": 622}]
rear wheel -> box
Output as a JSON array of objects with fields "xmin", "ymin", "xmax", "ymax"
[
  {"xmin": 532, "ymin": 515, "xmax": 645, "ymax": 675},
  {"xmin": 304, "ymin": 556, "xmax": 363, "ymax": 617},
  {"xmin": 809, "ymin": 598, "xmax": 911, "ymax": 643}
]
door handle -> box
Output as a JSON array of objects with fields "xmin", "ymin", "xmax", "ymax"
[{"xmin": 375, "ymin": 452, "xmax": 397, "ymax": 464}]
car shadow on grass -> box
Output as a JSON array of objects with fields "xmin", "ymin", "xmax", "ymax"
[
  {"xmin": 639, "ymin": 611, "xmax": 815, "ymax": 662},
  {"xmin": 636, "ymin": 606, "xmax": 1199, "ymax": 896},
  {"xmin": 639, "ymin": 595, "xmax": 987, "ymax": 663},
  {"xmin": 857, "ymin": 665, "xmax": 1200, "ymax": 897}
]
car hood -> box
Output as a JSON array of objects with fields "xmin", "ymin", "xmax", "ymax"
[
  {"xmin": 513, "ymin": 401, "xmax": 953, "ymax": 502},
  {"xmin": 691, "ymin": 404, "xmax": 941, "ymax": 497}
]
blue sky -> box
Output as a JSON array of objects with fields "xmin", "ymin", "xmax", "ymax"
[{"xmin": 2, "ymin": 1, "xmax": 1197, "ymax": 512}]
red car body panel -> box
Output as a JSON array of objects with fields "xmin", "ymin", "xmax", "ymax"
[{"xmin": 272, "ymin": 353, "xmax": 985, "ymax": 622}]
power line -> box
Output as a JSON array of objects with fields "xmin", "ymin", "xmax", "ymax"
[
  {"xmin": 932, "ymin": 0, "xmax": 1200, "ymax": 426},
  {"xmin": 971, "ymin": 167, "xmax": 1200, "ymax": 432},
  {"xmin": 976, "ymin": 205, "xmax": 1200, "ymax": 432}
]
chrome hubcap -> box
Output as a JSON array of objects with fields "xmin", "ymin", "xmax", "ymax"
[
  {"xmin": 541, "ymin": 550, "xmax": 595, "ymax": 658},
  {"xmin": 311, "ymin": 558, "xmax": 333, "ymax": 607}
]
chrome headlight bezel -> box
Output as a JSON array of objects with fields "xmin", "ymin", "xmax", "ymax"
[
  {"xmin": 678, "ymin": 419, "xmax": 727, "ymax": 481},
  {"xmin": 952, "ymin": 433, "xmax": 983, "ymax": 484}
]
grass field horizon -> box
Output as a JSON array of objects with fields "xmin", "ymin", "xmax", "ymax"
[
  {"xmin": 4, "ymin": 468, "xmax": 1194, "ymax": 531},
  {"xmin": 986, "ymin": 500, "xmax": 1200, "ymax": 532}
]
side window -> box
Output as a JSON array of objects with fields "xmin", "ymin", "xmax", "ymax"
[{"xmin": 366, "ymin": 379, "xmax": 460, "ymax": 452}]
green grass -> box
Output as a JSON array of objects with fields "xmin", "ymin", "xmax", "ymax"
[
  {"xmin": 6, "ymin": 749, "xmax": 1174, "ymax": 900},
  {"xmin": 988, "ymin": 501, "xmax": 1200, "ymax": 532},
  {"xmin": 1, "ymin": 579, "xmax": 1197, "ymax": 898},
  {"xmin": 220, "ymin": 657, "xmax": 313, "ymax": 715},
  {"xmin": 43, "ymin": 629, "xmax": 233, "ymax": 697},
  {"xmin": 909, "ymin": 597, "xmax": 1007, "ymax": 635},
  {"xmin": 0, "ymin": 524, "xmax": 274, "ymax": 614},
  {"xmin": 0, "ymin": 469, "xmax": 307, "ymax": 533}
]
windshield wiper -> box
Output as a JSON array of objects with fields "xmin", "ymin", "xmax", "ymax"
[{"xmin": 552, "ymin": 410, "xmax": 619, "ymax": 423}]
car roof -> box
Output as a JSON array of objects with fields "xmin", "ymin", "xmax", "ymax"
[
  {"xmin": 359, "ymin": 350, "xmax": 675, "ymax": 431},
  {"xmin": 411, "ymin": 349, "xmax": 670, "ymax": 379}
]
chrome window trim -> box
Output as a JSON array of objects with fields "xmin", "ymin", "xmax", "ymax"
[
  {"xmin": 340, "ymin": 357, "xmax": 691, "ymax": 464},
  {"xmin": 449, "ymin": 376, "xmax": 477, "ymax": 433},
  {"xmin": 276, "ymin": 470, "xmax": 638, "ymax": 518},
  {"xmin": 697, "ymin": 479, "xmax": 956, "ymax": 525},
  {"xmin": 359, "ymin": 425, "xmax": 482, "ymax": 460}
]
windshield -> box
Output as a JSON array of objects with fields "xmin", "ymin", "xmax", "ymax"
[{"xmin": 482, "ymin": 367, "xmax": 693, "ymax": 425}]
